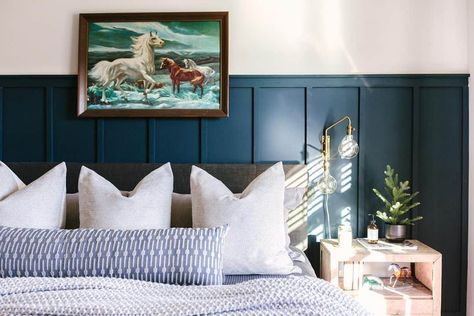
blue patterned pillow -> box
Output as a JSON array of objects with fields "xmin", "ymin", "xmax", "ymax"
[{"xmin": 0, "ymin": 225, "xmax": 228, "ymax": 285}]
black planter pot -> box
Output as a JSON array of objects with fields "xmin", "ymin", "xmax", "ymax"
[{"xmin": 385, "ymin": 224, "xmax": 407, "ymax": 243}]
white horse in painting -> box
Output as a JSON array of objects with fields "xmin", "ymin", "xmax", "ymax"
[
  {"xmin": 183, "ymin": 58, "xmax": 216, "ymax": 85},
  {"xmin": 89, "ymin": 32, "xmax": 164, "ymax": 104}
]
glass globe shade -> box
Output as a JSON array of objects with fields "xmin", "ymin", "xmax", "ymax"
[
  {"xmin": 317, "ymin": 173, "xmax": 337, "ymax": 194},
  {"xmin": 338, "ymin": 134, "xmax": 359, "ymax": 159}
]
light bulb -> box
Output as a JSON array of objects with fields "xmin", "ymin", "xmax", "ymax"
[
  {"xmin": 338, "ymin": 134, "xmax": 359, "ymax": 159},
  {"xmin": 317, "ymin": 173, "xmax": 337, "ymax": 194}
]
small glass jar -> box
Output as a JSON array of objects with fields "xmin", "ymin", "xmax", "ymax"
[
  {"xmin": 338, "ymin": 224, "xmax": 353, "ymax": 249},
  {"xmin": 367, "ymin": 214, "xmax": 379, "ymax": 244}
]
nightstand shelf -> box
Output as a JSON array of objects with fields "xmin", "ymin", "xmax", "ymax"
[{"xmin": 320, "ymin": 239, "xmax": 442, "ymax": 316}]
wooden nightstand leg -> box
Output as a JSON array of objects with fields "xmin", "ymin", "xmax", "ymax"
[
  {"xmin": 342, "ymin": 262, "xmax": 353, "ymax": 290},
  {"xmin": 432, "ymin": 257, "xmax": 442, "ymax": 316},
  {"xmin": 320, "ymin": 246, "xmax": 338, "ymax": 286},
  {"xmin": 356, "ymin": 261, "xmax": 363, "ymax": 290}
]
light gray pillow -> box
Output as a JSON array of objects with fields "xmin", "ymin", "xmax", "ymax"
[
  {"xmin": 79, "ymin": 163, "xmax": 173, "ymax": 229},
  {"xmin": 67, "ymin": 192, "xmax": 192, "ymax": 229},
  {"xmin": 191, "ymin": 162, "xmax": 296, "ymax": 275},
  {"xmin": 171, "ymin": 189, "xmax": 304, "ymax": 241},
  {"xmin": 0, "ymin": 162, "xmax": 66, "ymax": 229}
]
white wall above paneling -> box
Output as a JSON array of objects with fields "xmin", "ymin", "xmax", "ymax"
[{"xmin": 0, "ymin": 0, "xmax": 469, "ymax": 74}]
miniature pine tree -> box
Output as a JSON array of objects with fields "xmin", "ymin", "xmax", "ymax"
[{"xmin": 373, "ymin": 165, "xmax": 422, "ymax": 225}]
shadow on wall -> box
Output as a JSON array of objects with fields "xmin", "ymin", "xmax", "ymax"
[
  {"xmin": 283, "ymin": 143, "xmax": 356, "ymax": 249},
  {"xmin": 284, "ymin": 164, "xmax": 310, "ymax": 251},
  {"xmin": 304, "ymin": 156, "xmax": 354, "ymax": 242}
]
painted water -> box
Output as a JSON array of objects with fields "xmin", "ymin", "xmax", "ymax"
[{"xmin": 88, "ymin": 72, "xmax": 221, "ymax": 110}]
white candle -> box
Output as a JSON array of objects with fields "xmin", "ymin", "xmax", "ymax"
[{"xmin": 338, "ymin": 224, "xmax": 353, "ymax": 248}]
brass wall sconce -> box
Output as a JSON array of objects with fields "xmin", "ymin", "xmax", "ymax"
[{"xmin": 317, "ymin": 116, "xmax": 359, "ymax": 194}]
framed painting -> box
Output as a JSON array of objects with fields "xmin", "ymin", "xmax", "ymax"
[{"xmin": 78, "ymin": 12, "xmax": 228, "ymax": 117}]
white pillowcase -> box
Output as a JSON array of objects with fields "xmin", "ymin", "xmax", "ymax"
[
  {"xmin": 171, "ymin": 188, "xmax": 304, "ymax": 229},
  {"xmin": 79, "ymin": 163, "xmax": 173, "ymax": 229},
  {"xmin": 0, "ymin": 162, "xmax": 66, "ymax": 229},
  {"xmin": 191, "ymin": 162, "xmax": 295, "ymax": 275}
]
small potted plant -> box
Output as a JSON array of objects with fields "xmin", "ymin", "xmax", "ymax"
[{"xmin": 373, "ymin": 165, "xmax": 422, "ymax": 242}]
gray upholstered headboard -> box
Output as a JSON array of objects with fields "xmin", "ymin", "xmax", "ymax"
[{"xmin": 6, "ymin": 163, "xmax": 309, "ymax": 249}]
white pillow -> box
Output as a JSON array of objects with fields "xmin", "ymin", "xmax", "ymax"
[
  {"xmin": 79, "ymin": 163, "xmax": 173, "ymax": 229},
  {"xmin": 191, "ymin": 162, "xmax": 295, "ymax": 275},
  {"xmin": 171, "ymin": 188, "xmax": 304, "ymax": 230},
  {"xmin": 0, "ymin": 162, "xmax": 66, "ymax": 229}
]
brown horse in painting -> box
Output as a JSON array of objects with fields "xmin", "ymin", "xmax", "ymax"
[{"xmin": 160, "ymin": 58, "xmax": 204, "ymax": 97}]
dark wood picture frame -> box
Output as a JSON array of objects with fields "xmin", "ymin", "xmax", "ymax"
[{"xmin": 78, "ymin": 12, "xmax": 228, "ymax": 118}]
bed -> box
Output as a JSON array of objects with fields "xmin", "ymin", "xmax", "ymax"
[{"xmin": 0, "ymin": 163, "xmax": 368, "ymax": 315}]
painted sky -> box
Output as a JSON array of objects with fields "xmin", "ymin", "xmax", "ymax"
[{"xmin": 89, "ymin": 21, "xmax": 220, "ymax": 53}]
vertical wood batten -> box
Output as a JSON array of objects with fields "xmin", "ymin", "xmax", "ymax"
[
  {"xmin": 251, "ymin": 87, "xmax": 258, "ymax": 163},
  {"xmin": 460, "ymin": 85, "xmax": 469, "ymax": 316},
  {"xmin": 411, "ymin": 86, "xmax": 420, "ymax": 239},
  {"xmin": 304, "ymin": 86, "xmax": 311, "ymax": 165},
  {"xmin": 96, "ymin": 119, "xmax": 104, "ymax": 162},
  {"xmin": 357, "ymin": 87, "xmax": 368, "ymax": 237},
  {"xmin": 46, "ymin": 87, "xmax": 54, "ymax": 162}
]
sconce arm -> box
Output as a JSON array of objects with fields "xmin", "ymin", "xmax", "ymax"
[
  {"xmin": 321, "ymin": 116, "xmax": 354, "ymax": 174},
  {"xmin": 323, "ymin": 116, "xmax": 353, "ymax": 138}
]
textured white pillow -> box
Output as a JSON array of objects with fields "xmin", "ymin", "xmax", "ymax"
[
  {"xmin": 0, "ymin": 162, "xmax": 66, "ymax": 229},
  {"xmin": 79, "ymin": 163, "xmax": 173, "ymax": 229},
  {"xmin": 191, "ymin": 162, "xmax": 295, "ymax": 275}
]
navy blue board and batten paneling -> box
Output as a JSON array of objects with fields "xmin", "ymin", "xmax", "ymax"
[
  {"xmin": 52, "ymin": 87, "xmax": 96, "ymax": 162},
  {"xmin": 418, "ymin": 87, "xmax": 465, "ymax": 313},
  {"xmin": 0, "ymin": 74, "xmax": 468, "ymax": 316},
  {"xmin": 255, "ymin": 87, "xmax": 306, "ymax": 163},
  {"xmin": 205, "ymin": 87, "xmax": 253, "ymax": 163},
  {"xmin": 155, "ymin": 119, "xmax": 200, "ymax": 163},
  {"xmin": 307, "ymin": 87, "xmax": 360, "ymax": 238},
  {"xmin": 360, "ymin": 87, "xmax": 413, "ymax": 238},
  {"xmin": 3, "ymin": 87, "xmax": 46, "ymax": 161}
]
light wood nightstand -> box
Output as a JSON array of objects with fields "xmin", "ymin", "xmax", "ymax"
[{"xmin": 320, "ymin": 239, "xmax": 442, "ymax": 316}]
